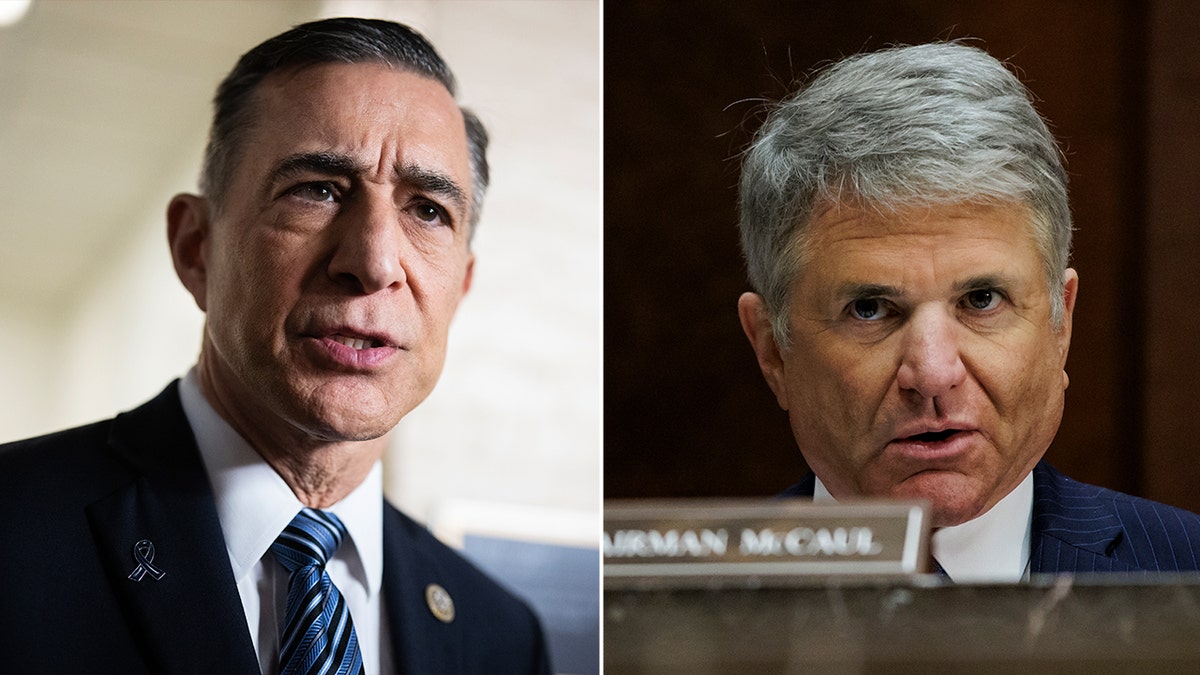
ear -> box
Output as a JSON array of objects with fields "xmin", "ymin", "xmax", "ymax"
[
  {"xmin": 1057, "ymin": 268, "xmax": 1079, "ymax": 387},
  {"xmin": 737, "ymin": 292, "xmax": 791, "ymax": 410},
  {"xmin": 167, "ymin": 194, "xmax": 211, "ymax": 312},
  {"xmin": 461, "ymin": 253, "xmax": 475, "ymax": 297}
]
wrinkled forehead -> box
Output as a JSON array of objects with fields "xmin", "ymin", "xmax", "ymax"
[
  {"xmin": 261, "ymin": 63, "xmax": 465, "ymax": 152},
  {"xmin": 790, "ymin": 199, "xmax": 1048, "ymax": 295},
  {"xmin": 225, "ymin": 62, "xmax": 472, "ymax": 198},
  {"xmin": 797, "ymin": 196, "xmax": 1045, "ymax": 262}
]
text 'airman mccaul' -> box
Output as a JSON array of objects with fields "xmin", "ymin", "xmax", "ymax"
[{"xmin": 603, "ymin": 526, "xmax": 884, "ymax": 559}]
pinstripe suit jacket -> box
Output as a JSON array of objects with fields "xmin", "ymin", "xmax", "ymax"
[{"xmin": 781, "ymin": 461, "xmax": 1200, "ymax": 574}]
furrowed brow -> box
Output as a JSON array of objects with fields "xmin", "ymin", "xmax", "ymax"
[
  {"xmin": 270, "ymin": 152, "xmax": 367, "ymax": 183},
  {"xmin": 396, "ymin": 163, "xmax": 468, "ymax": 213},
  {"xmin": 954, "ymin": 274, "xmax": 1013, "ymax": 293},
  {"xmin": 836, "ymin": 282, "xmax": 902, "ymax": 301}
]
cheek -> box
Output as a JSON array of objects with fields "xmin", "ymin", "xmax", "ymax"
[
  {"xmin": 208, "ymin": 233, "xmax": 301, "ymax": 330},
  {"xmin": 971, "ymin": 331, "xmax": 1065, "ymax": 408},
  {"xmin": 808, "ymin": 334, "xmax": 894, "ymax": 394},
  {"xmin": 965, "ymin": 332, "xmax": 1068, "ymax": 461},
  {"xmin": 418, "ymin": 248, "xmax": 470, "ymax": 290},
  {"xmin": 785, "ymin": 339, "xmax": 895, "ymax": 433},
  {"xmin": 412, "ymin": 255, "xmax": 471, "ymax": 318}
]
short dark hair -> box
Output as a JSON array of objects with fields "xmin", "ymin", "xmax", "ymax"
[{"xmin": 201, "ymin": 17, "xmax": 490, "ymax": 232}]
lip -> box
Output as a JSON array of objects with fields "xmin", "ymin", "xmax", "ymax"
[
  {"xmin": 892, "ymin": 419, "xmax": 978, "ymax": 439},
  {"xmin": 886, "ymin": 422, "xmax": 980, "ymax": 461},
  {"xmin": 301, "ymin": 326, "xmax": 404, "ymax": 370}
]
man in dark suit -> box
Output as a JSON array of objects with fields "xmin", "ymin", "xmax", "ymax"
[
  {"xmin": 0, "ymin": 18, "xmax": 548, "ymax": 674},
  {"xmin": 736, "ymin": 42, "xmax": 1200, "ymax": 581}
]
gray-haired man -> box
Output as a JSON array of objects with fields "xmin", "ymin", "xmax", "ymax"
[{"xmin": 737, "ymin": 42, "xmax": 1200, "ymax": 580}]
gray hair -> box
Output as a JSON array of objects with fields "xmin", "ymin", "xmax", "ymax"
[
  {"xmin": 202, "ymin": 17, "xmax": 489, "ymax": 236},
  {"xmin": 738, "ymin": 42, "xmax": 1071, "ymax": 346}
]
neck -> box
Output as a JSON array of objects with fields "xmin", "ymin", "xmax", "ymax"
[
  {"xmin": 254, "ymin": 440, "xmax": 382, "ymax": 509},
  {"xmin": 196, "ymin": 351, "xmax": 386, "ymax": 509}
]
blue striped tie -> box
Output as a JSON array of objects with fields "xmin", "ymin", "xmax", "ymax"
[{"xmin": 271, "ymin": 508, "xmax": 365, "ymax": 675}]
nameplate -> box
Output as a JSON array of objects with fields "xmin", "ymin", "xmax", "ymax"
[{"xmin": 604, "ymin": 499, "xmax": 930, "ymax": 586}]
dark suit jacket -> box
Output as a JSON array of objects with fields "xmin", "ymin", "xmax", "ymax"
[
  {"xmin": 0, "ymin": 383, "xmax": 550, "ymax": 674},
  {"xmin": 780, "ymin": 461, "xmax": 1200, "ymax": 574}
]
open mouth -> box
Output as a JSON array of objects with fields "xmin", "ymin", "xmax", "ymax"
[
  {"xmin": 906, "ymin": 429, "xmax": 962, "ymax": 443},
  {"xmin": 329, "ymin": 335, "xmax": 384, "ymax": 350}
]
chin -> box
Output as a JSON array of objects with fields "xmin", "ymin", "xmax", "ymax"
[
  {"xmin": 298, "ymin": 378, "xmax": 420, "ymax": 435},
  {"xmin": 889, "ymin": 474, "xmax": 989, "ymax": 528},
  {"xmin": 330, "ymin": 427, "xmax": 392, "ymax": 443},
  {"xmin": 293, "ymin": 395, "xmax": 406, "ymax": 444},
  {"xmin": 929, "ymin": 505, "xmax": 984, "ymax": 529},
  {"xmin": 302, "ymin": 414, "xmax": 398, "ymax": 444},
  {"xmin": 925, "ymin": 490, "xmax": 994, "ymax": 527}
]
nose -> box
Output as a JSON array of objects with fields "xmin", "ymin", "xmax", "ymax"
[
  {"xmin": 896, "ymin": 305, "xmax": 967, "ymax": 399},
  {"xmin": 327, "ymin": 193, "xmax": 407, "ymax": 294}
]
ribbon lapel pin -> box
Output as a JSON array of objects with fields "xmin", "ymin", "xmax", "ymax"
[{"xmin": 127, "ymin": 539, "xmax": 167, "ymax": 582}]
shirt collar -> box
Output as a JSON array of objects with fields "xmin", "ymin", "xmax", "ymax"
[
  {"xmin": 177, "ymin": 369, "xmax": 384, "ymax": 596},
  {"xmin": 812, "ymin": 470, "xmax": 1033, "ymax": 582}
]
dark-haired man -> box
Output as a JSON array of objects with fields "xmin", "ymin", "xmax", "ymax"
[{"xmin": 0, "ymin": 18, "xmax": 548, "ymax": 674}]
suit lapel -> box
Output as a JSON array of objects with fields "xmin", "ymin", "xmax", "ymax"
[
  {"xmin": 86, "ymin": 383, "xmax": 259, "ymax": 674},
  {"xmin": 1029, "ymin": 461, "xmax": 1133, "ymax": 574},
  {"xmin": 382, "ymin": 504, "xmax": 463, "ymax": 674}
]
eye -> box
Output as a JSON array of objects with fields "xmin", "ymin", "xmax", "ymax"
[
  {"xmin": 848, "ymin": 298, "xmax": 886, "ymax": 321},
  {"xmin": 963, "ymin": 288, "xmax": 1002, "ymax": 311},
  {"xmin": 289, "ymin": 182, "xmax": 339, "ymax": 203},
  {"xmin": 415, "ymin": 204, "xmax": 439, "ymax": 222},
  {"xmin": 411, "ymin": 201, "xmax": 450, "ymax": 226}
]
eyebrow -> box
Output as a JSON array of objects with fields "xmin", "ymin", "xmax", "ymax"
[
  {"xmin": 953, "ymin": 274, "xmax": 1014, "ymax": 292},
  {"xmin": 396, "ymin": 163, "xmax": 468, "ymax": 213},
  {"xmin": 835, "ymin": 282, "xmax": 902, "ymax": 301},
  {"xmin": 270, "ymin": 152, "xmax": 366, "ymax": 183},
  {"xmin": 266, "ymin": 152, "xmax": 469, "ymax": 214},
  {"xmin": 833, "ymin": 275, "xmax": 1015, "ymax": 301}
]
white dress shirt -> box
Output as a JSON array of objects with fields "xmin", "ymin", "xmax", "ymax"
[
  {"xmin": 813, "ymin": 471, "xmax": 1034, "ymax": 582},
  {"xmin": 178, "ymin": 370, "xmax": 393, "ymax": 674}
]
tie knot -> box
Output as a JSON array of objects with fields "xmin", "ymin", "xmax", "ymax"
[{"xmin": 270, "ymin": 507, "xmax": 348, "ymax": 572}]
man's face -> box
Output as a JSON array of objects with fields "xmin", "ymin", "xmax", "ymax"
[
  {"xmin": 739, "ymin": 202, "xmax": 1077, "ymax": 527},
  {"xmin": 183, "ymin": 62, "xmax": 474, "ymax": 444}
]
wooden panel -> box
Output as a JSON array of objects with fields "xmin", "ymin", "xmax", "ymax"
[{"xmin": 1142, "ymin": 0, "xmax": 1200, "ymax": 511}]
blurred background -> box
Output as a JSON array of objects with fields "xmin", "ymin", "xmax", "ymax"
[
  {"xmin": 605, "ymin": 0, "xmax": 1200, "ymax": 513},
  {"xmin": 0, "ymin": 0, "xmax": 598, "ymax": 671}
]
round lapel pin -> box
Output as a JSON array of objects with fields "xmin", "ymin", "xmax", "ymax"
[{"xmin": 425, "ymin": 583, "xmax": 455, "ymax": 623}]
